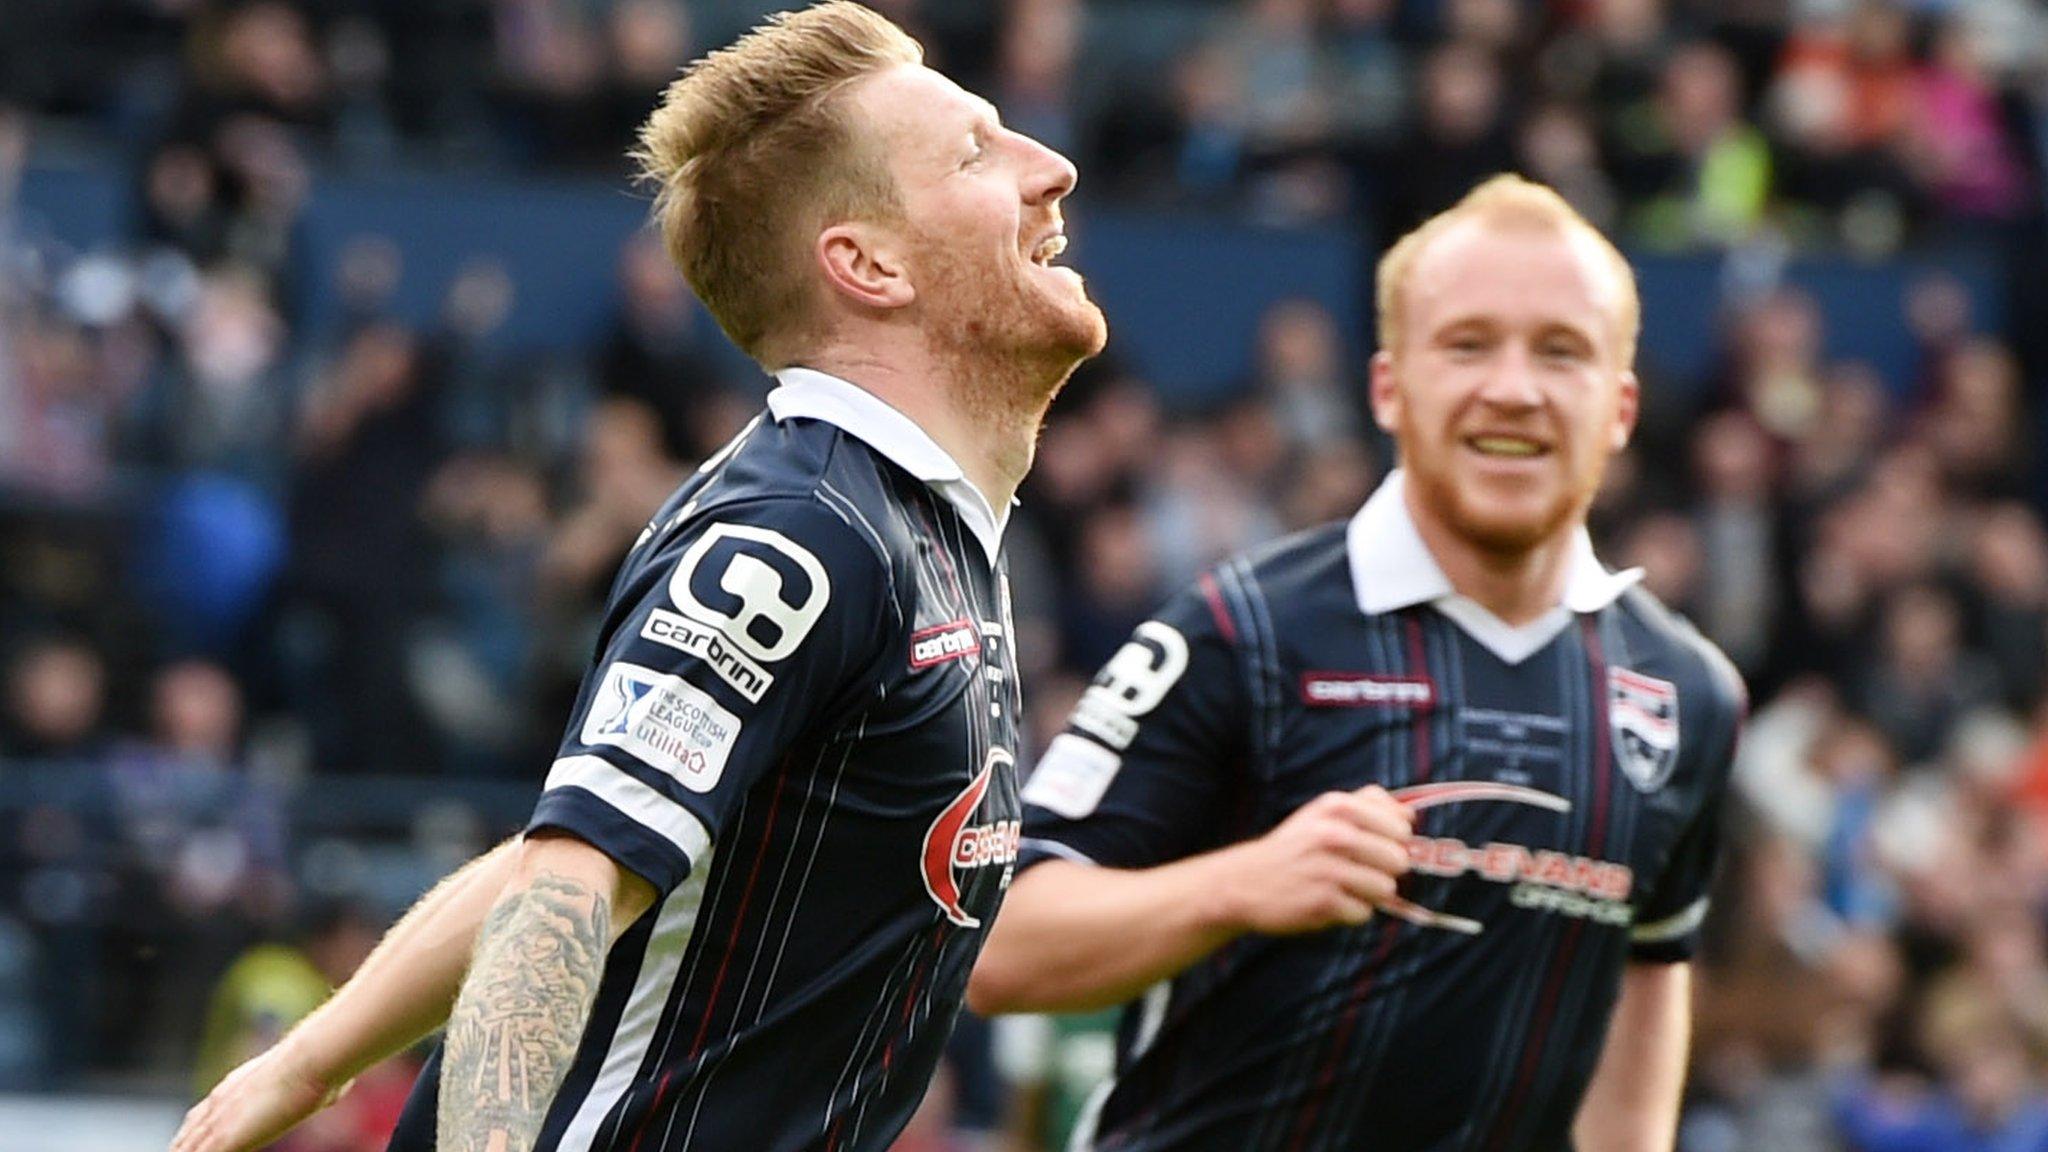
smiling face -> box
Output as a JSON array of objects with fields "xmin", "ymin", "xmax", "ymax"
[
  {"xmin": 843, "ymin": 64, "xmax": 1107, "ymax": 387},
  {"xmin": 1372, "ymin": 215, "xmax": 1638, "ymax": 558}
]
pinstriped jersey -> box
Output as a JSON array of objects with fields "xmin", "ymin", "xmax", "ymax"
[
  {"xmin": 1017, "ymin": 505, "xmax": 1743, "ymax": 1152},
  {"xmin": 389, "ymin": 379, "xmax": 1023, "ymax": 1152}
]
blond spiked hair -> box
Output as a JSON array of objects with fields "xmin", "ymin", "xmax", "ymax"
[
  {"xmin": 634, "ymin": 2, "xmax": 921, "ymax": 367},
  {"xmin": 1376, "ymin": 175, "xmax": 1640, "ymax": 366}
]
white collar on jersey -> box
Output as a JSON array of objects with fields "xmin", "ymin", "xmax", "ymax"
[
  {"xmin": 768, "ymin": 367, "xmax": 1008, "ymax": 568},
  {"xmin": 1346, "ymin": 469, "xmax": 1643, "ymax": 665}
]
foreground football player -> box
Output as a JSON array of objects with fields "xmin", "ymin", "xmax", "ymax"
[
  {"xmin": 171, "ymin": 4, "xmax": 1104, "ymax": 1151},
  {"xmin": 971, "ymin": 175, "xmax": 1742, "ymax": 1152}
]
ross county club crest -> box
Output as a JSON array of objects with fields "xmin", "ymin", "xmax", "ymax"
[{"xmin": 1608, "ymin": 668, "xmax": 1680, "ymax": 791}]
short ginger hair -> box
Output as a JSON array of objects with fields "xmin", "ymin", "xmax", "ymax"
[
  {"xmin": 1375, "ymin": 174, "xmax": 1641, "ymax": 366},
  {"xmin": 634, "ymin": 2, "xmax": 921, "ymax": 367}
]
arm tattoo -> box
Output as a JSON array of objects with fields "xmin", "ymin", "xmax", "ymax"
[{"xmin": 439, "ymin": 872, "xmax": 611, "ymax": 1152}]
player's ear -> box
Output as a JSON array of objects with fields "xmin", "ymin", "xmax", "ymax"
[
  {"xmin": 817, "ymin": 222, "xmax": 915, "ymax": 311},
  {"xmin": 1610, "ymin": 369, "xmax": 1639, "ymax": 452},
  {"xmin": 1369, "ymin": 349, "xmax": 1402, "ymax": 434}
]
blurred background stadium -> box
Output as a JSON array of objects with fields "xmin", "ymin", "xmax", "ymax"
[{"xmin": 1, "ymin": 0, "xmax": 2046, "ymax": 1147}]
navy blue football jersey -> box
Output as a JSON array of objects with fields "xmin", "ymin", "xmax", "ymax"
[
  {"xmin": 1017, "ymin": 474, "xmax": 1743, "ymax": 1152},
  {"xmin": 390, "ymin": 371, "xmax": 1023, "ymax": 1152}
]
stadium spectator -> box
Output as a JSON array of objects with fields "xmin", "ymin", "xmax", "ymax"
[
  {"xmin": 1917, "ymin": 337, "xmax": 2030, "ymax": 502},
  {"xmin": 1967, "ymin": 505, "xmax": 2048, "ymax": 709},
  {"xmin": 0, "ymin": 309, "xmax": 119, "ymax": 497},
  {"xmin": 1056, "ymin": 499, "xmax": 1164, "ymax": 674},
  {"xmin": 1907, "ymin": 17, "xmax": 2033, "ymax": 227},
  {"xmin": 1140, "ymin": 414, "xmax": 1285, "ymax": 592},
  {"xmin": 129, "ymin": 266, "xmax": 294, "ymax": 484},
  {"xmin": 591, "ymin": 230, "xmax": 725, "ymax": 462},
  {"xmin": 1722, "ymin": 285, "xmax": 1827, "ymax": 442},
  {"xmin": 1376, "ymin": 40, "xmax": 1515, "ymax": 236},
  {"xmin": 192, "ymin": 902, "xmax": 419, "ymax": 1152},
  {"xmin": 1786, "ymin": 363, "xmax": 1891, "ymax": 509},
  {"xmin": 1164, "ymin": 39, "xmax": 1252, "ymax": 208},
  {"xmin": 1516, "ymin": 101, "xmax": 1621, "ymax": 232},
  {"xmin": 0, "ymin": 635, "xmax": 109, "ymax": 763},
  {"xmin": 100, "ymin": 660, "xmax": 291, "ymax": 1069},
  {"xmin": 1319, "ymin": 0, "xmax": 1408, "ymax": 153},
  {"xmin": 994, "ymin": 0, "xmax": 1084, "ymax": 160},
  {"xmin": 1689, "ymin": 410, "xmax": 1781, "ymax": 677},
  {"xmin": 1544, "ymin": 0, "xmax": 1674, "ymax": 145},
  {"xmin": 1766, "ymin": 0, "xmax": 1922, "ymax": 247},
  {"xmin": 1853, "ymin": 582, "xmax": 2000, "ymax": 764},
  {"xmin": 1619, "ymin": 41, "xmax": 1773, "ymax": 249},
  {"xmin": 1245, "ymin": 296, "xmax": 1366, "ymax": 453},
  {"xmin": 416, "ymin": 451, "xmax": 554, "ymax": 769},
  {"xmin": 284, "ymin": 322, "xmax": 443, "ymax": 773},
  {"xmin": 140, "ymin": 144, "xmax": 233, "ymax": 267}
]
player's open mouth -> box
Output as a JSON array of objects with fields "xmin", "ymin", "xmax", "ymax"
[
  {"xmin": 1466, "ymin": 435, "xmax": 1547, "ymax": 458},
  {"xmin": 1028, "ymin": 232, "xmax": 1067, "ymax": 266}
]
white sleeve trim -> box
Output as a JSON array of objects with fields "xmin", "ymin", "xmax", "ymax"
[
  {"xmin": 1020, "ymin": 837, "xmax": 1098, "ymax": 867},
  {"xmin": 1630, "ymin": 896, "xmax": 1709, "ymax": 944},
  {"xmin": 545, "ymin": 754, "xmax": 712, "ymax": 865}
]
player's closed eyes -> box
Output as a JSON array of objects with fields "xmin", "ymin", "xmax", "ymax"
[
  {"xmin": 1442, "ymin": 332, "xmax": 1492, "ymax": 357},
  {"xmin": 1534, "ymin": 325, "xmax": 1594, "ymax": 359}
]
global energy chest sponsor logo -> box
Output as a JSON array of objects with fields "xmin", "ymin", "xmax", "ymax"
[
  {"xmin": 1374, "ymin": 781, "xmax": 1633, "ymax": 934},
  {"xmin": 581, "ymin": 662, "xmax": 743, "ymax": 793},
  {"xmin": 909, "ymin": 619, "xmax": 981, "ymax": 670},
  {"xmin": 1408, "ymin": 837, "xmax": 1635, "ymax": 927},
  {"xmin": 1300, "ymin": 673, "xmax": 1435, "ymax": 709},
  {"xmin": 921, "ymin": 748, "xmax": 1022, "ymax": 929},
  {"xmin": 641, "ymin": 609, "xmax": 774, "ymax": 702},
  {"xmin": 1609, "ymin": 668, "xmax": 1681, "ymax": 792}
]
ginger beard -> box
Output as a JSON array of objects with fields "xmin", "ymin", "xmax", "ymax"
[
  {"xmin": 1394, "ymin": 376, "xmax": 1601, "ymax": 558},
  {"xmin": 904, "ymin": 212, "xmax": 1107, "ymax": 422}
]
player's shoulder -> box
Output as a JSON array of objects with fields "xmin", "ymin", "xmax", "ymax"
[
  {"xmin": 1154, "ymin": 522, "xmax": 1351, "ymax": 643},
  {"xmin": 667, "ymin": 414, "xmax": 917, "ymax": 569},
  {"xmin": 1612, "ymin": 584, "xmax": 1748, "ymax": 725},
  {"xmin": 1234, "ymin": 521, "xmax": 1354, "ymax": 611},
  {"xmin": 698, "ymin": 413, "xmax": 870, "ymax": 509},
  {"xmin": 612, "ymin": 421, "xmax": 907, "ymax": 631}
]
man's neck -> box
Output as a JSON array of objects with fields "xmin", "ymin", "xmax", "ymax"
[
  {"xmin": 805, "ymin": 344, "xmax": 1059, "ymax": 510},
  {"xmin": 1402, "ymin": 484, "xmax": 1579, "ymax": 628}
]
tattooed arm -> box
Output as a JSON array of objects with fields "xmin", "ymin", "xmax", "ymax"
[
  {"xmin": 172, "ymin": 838, "xmax": 523, "ymax": 1152},
  {"xmin": 438, "ymin": 832, "xmax": 658, "ymax": 1152}
]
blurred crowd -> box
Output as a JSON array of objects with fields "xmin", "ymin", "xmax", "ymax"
[
  {"xmin": 5, "ymin": 0, "xmax": 2048, "ymax": 246},
  {"xmin": 3, "ymin": 0, "xmax": 2048, "ymax": 1150}
]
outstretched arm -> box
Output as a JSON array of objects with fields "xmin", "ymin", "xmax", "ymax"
[
  {"xmin": 1572, "ymin": 962, "xmax": 1692, "ymax": 1152},
  {"xmin": 437, "ymin": 831, "xmax": 657, "ymax": 1152},
  {"xmin": 171, "ymin": 837, "xmax": 523, "ymax": 1152}
]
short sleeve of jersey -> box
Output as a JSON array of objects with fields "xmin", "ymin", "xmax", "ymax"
[
  {"xmin": 1629, "ymin": 652, "xmax": 1746, "ymax": 963},
  {"xmin": 528, "ymin": 497, "xmax": 890, "ymax": 896},
  {"xmin": 1018, "ymin": 578, "xmax": 1248, "ymax": 871}
]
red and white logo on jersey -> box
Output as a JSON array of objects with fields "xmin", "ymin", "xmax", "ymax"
[
  {"xmin": 1376, "ymin": 778, "xmax": 1597, "ymax": 934},
  {"xmin": 910, "ymin": 619, "xmax": 981, "ymax": 670},
  {"xmin": 1300, "ymin": 673, "xmax": 1435, "ymax": 709},
  {"xmin": 1609, "ymin": 668, "xmax": 1681, "ymax": 792},
  {"xmin": 921, "ymin": 748, "xmax": 1020, "ymax": 929}
]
